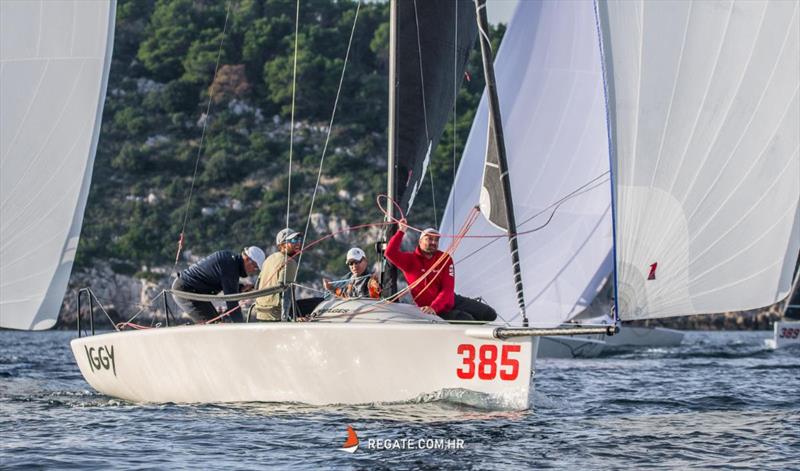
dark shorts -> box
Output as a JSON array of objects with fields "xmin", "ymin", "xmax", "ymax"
[{"xmin": 439, "ymin": 294, "xmax": 498, "ymax": 323}]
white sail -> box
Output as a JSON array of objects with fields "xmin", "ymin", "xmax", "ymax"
[
  {"xmin": 597, "ymin": 0, "xmax": 800, "ymax": 320},
  {"xmin": 440, "ymin": 0, "xmax": 612, "ymax": 328},
  {"xmin": 0, "ymin": 0, "xmax": 116, "ymax": 330}
]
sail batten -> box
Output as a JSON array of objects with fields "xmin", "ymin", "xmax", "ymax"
[{"xmin": 599, "ymin": 0, "xmax": 800, "ymax": 320}]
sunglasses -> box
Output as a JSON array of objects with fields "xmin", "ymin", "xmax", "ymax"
[
  {"xmin": 286, "ymin": 237, "xmax": 302, "ymax": 244},
  {"xmin": 347, "ymin": 259, "xmax": 363, "ymax": 266}
]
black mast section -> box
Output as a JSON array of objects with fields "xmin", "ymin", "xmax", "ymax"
[{"xmin": 474, "ymin": 0, "xmax": 528, "ymax": 326}]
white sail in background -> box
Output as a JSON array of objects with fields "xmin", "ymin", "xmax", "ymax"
[
  {"xmin": 0, "ymin": 1, "xmax": 116, "ymax": 330},
  {"xmin": 597, "ymin": 0, "xmax": 800, "ymax": 320},
  {"xmin": 441, "ymin": 0, "xmax": 612, "ymax": 328}
]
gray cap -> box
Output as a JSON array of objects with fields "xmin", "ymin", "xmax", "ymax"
[{"xmin": 276, "ymin": 228, "xmax": 303, "ymax": 245}]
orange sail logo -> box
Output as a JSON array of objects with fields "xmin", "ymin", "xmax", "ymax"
[{"xmin": 340, "ymin": 426, "xmax": 359, "ymax": 453}]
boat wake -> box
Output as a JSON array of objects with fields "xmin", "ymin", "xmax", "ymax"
[{"xmin": 410, "ymin": 387, "xmax": 530, "ymax": 411}]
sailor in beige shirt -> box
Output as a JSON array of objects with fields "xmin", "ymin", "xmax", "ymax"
[{"xmin": 253, "ymin": 228, "xmax": 302, "ymax": 321}]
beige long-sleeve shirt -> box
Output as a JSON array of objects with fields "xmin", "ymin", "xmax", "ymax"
[{"xmin": 253, "ymin": 251, "xmax": 297, "ymax": 321}]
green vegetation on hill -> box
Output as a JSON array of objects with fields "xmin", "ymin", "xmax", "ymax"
[{"xmin": 77, "ymin": 0, "xmax": 504, "ymax": 281}]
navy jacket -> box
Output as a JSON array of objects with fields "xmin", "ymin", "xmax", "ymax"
[{"xmin": 179, "ymin": 250, "xmax": 246, "ymax": 312}]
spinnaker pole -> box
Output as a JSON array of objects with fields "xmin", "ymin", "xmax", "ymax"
[{"xmin": 474, "ymin": 0, "xmax": 528, "ymax": 326}]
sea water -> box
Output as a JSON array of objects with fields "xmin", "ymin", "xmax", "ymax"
[{"xmin": 1, "ymin": 330, "xmax": 797, "ymax": 469}]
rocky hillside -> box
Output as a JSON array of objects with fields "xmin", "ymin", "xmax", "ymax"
[{"xmin": 63, "ymin": 0, "xmax": 499, "ymax": 325}]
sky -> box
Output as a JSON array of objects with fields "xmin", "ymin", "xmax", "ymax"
[{"xmin": 487, "ymin": 0, "xmax": 520, "ymax": 25}]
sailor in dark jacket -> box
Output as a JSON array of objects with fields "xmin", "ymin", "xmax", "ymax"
[
  {"xmin": 323, "ymin": 247, "xmax": 381, "ymax": 299},
  {"xmin": 172, "ymin": 247, "xmax": 265, "ymax": 323}
]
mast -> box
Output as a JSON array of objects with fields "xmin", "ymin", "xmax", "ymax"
[
  {"xmin": 384, "ymin": 0, "xmax": 399, "ymax": 295},
  {"xmin": 473, "ymin": 0, "xmax": 528, "ymax": 326},
  {"xmin": 783, "ymin": 254, "xmax": 800, "ymax": 320}
]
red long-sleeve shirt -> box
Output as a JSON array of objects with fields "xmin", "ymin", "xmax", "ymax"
[{"xmin": 384, "ymin": 230, "xmax": 455, "ymax": 314}]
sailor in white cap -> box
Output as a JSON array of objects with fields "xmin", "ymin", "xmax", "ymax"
[
  {"xmin": 323, "ymin": 247, "xmax": 381, "ymax": 299},
  {"xmin": 253, "ymin": 228, "xmax": 304, "ymax": 321}
]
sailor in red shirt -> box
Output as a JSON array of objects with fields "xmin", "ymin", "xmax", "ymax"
[{"xmin": 385, "ymin": 218, "xmax": 497, "ymax": 322}]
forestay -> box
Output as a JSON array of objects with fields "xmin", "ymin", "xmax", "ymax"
[
  {"xmin": 0, "ymin": 0, "xmax": 116, "ymax": 330},
  {"xmin": 440, "ymin": 0, "xmax": 612, "ymax": 328},
  {"xmin": 597, "ymin": 0, "xmax": 800, "ymax": 320}
]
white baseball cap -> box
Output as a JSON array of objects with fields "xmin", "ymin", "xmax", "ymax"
[
  {"xmin": 244, "ymin": 246, "xmax": 266, "ymax": 270},
  {"xmin": 421, "ymin": 227, "xmax": 440, "ymax": 237},
  {"xmin": 276, "ymin": 228, "xmax": 302, "ymax": 245},
  {"xmin": 346, "ymin": 247, "xmax": 366, "ymax": 264}
]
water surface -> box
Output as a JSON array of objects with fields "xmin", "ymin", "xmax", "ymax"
[{"xmin": 1, "ymin": 330, "xmax": 797, "ymax": 469}]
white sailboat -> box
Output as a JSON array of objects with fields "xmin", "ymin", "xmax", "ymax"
[
  {"xmin": 0, "ymin": 0, "xmax": 116, "ymax": 330},
  {"xmin": 766, "ymin": 255, "xmax": 800, "ymax": 349},
  {"xmin": 68, "ymin": 0, "xmax": 799, "ymax": 409},
  {"xmin": 69, "ymin": 0, "xmax": 558, "ymax": 410}
]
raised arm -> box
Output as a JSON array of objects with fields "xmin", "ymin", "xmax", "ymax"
[{"xmin": 384, "ymin": 222, "xmax": 415, "ymax": 272}]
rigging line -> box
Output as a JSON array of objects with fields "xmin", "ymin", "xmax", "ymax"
[
  {"xmin": 282, "ymin": 0, "xmax": 302, "ymax": 287},
  {"xmin": 412, "ymin": 0, "xmax": 431, "ymax": 144},
  {"xmin": 429, "ymin": 165, "xmax": 438, "ymax": 227},
  {"xmin": 474, "ymin": 1, "xmax": 492, "ymax": 54},
  {"xmin": 411, "ymin": 0, "xmax": 437, "ymax": 226},
  {"xmin": 294, "ymin": 0, "xmax": 362, "ymax": 281},
  {"xmin": 456, "ymin": 174, "xmax": 610, "ymax": 263},
  {"xmin": 173, "ymin": 0, "xmax": 232, "ymax": 269},
  {"xmin": 285, "ymin": 0, "xmax": 300, "ymax": 234},
  {"xmin": 451, "ymin": 0, "xmax": 458, "ymax": 240}
]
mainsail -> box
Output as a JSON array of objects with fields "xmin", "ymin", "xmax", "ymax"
[
  {"xmin": 0, "ymin": 0, "xmax": 116, "ymax": 330},
  {"xmin": 597, "ymin": 0, "xmax": 800, "ymax": 320},
  {"xmin": 440, "ymin": 0, "xmax": 613, "ymax": 327},
  {"xmin": 394, "ymin": 0, "xmax": 477, "ymax": 213}
]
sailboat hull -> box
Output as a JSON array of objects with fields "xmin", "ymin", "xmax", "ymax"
[
  {"xmin": 766, "ymin": 321, "xmax": 800, "ymax": 349},
  {"xmin": 70, "ymin": 323, "xmax": 536, "ymax": 409}
]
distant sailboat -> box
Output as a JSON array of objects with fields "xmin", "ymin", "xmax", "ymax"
[
  {"xmin": 0, "ymin": 0, "xmax": 116, "ymax": 330},
  {"xmin": 767, "ymin": 254, "xmax": 800, "ymax": 349},
  {"xmin": 598, "ymin": 0, "xmax": 799, "ymax": 321}
]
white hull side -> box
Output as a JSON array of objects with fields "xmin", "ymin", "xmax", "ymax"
[
  {"xmin": 604, "ymin": 326, "xmax": 684, "ymax": 348},
  {"xmin": 766, "ymin": 321, "xmax": 800, "ymax": 349},
  {"xmin": 71, "ymin": 323, "xmax": 535, "ymax": 409}
]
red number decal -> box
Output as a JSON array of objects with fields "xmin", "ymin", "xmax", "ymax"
[
  {"xmin": 778, "ymin": 328, "xmax": 800, "ymax": 339},
  {"xmin": 456, "ymin": 344, "xmax": 475, "ymax": 379},
  {"xmin": 499, "ymin": 345, "xmax": 521, "ymax": 380},
  {"xmin": 478, "ymin": 345, "xmax": 498, "ymax": 380},
  {"xmin": 456, "ymin": 344, "xmax": 522, "ymax": 381}
]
